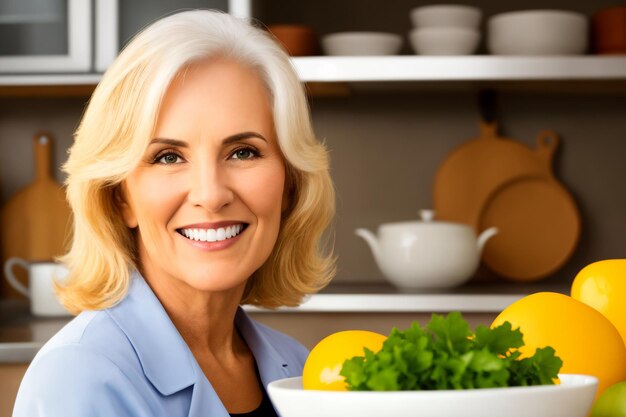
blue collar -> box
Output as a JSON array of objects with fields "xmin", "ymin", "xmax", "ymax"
[{"xmin": 105, "ymin": 272, "xmax": 291, "ymax": 397}]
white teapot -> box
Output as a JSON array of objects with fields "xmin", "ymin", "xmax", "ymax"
[{"xmin": 355, "ymin": 210, "xmax": 498, "ymax": 290}]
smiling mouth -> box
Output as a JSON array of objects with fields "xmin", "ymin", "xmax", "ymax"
[{"xmin": 177, "ymin": 224, "xmax": 248, "ymax": 243}]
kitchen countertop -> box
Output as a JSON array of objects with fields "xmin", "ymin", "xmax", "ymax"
[{"xmin": 0, "ymin": 282, "xmax": 568, "ymax": 363}]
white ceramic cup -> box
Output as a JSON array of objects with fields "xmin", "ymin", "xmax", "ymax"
[{"xmin": 4, "ymin": 257, "xmax": 70, "ymax": 316}]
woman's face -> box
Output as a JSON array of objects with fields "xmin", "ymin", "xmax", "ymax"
[{"xmin": 121, "ymin": 58, "xmax": 285, "ymax": 295}]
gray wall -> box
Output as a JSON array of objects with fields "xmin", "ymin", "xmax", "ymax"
[{"xmin": 310, "ymin": 91, "xmax": 626, "ymax": 286}]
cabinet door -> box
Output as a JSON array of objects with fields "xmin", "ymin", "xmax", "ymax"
[
  {"xmin": 0, "ymin": 363, "xmax": 28, "ymax": 417},
  {"xmin": 119, "ymin": 0, "xmax": 230, "ymax": 47}
]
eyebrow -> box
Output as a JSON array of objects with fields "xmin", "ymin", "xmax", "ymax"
[{"xmin": 149, "ymin": 131, "xmax": 267, "ymax": 147}]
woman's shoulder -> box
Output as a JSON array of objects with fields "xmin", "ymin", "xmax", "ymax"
[
  {"xmin": 25, "ymin": 308, "xmax": 143, "ymax": 387},
  {"xmin": 13, "ymin": 327, "xmax": 141, "ymax": 416},
  {"xmin": 12, "ymin": 310, "xmax": 153, "ymax": 416},
  {"xmin": 35, "ymin": 309, "xmax": 140, "ymax": 369}
]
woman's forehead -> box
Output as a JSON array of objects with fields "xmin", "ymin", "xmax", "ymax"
[{"xmin": 150, "ymin": 58, "xmax": 276, "ymax": 145}]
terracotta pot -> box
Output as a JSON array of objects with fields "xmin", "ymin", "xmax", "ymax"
[
  {"xmin": 593, "ymin": 6, "xmax": 626, "ymax": 54},
  {"xmin": 267, "ymin": 24, "xmax": 319, "ymax": 56}
]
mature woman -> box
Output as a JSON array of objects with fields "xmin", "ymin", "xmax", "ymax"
[{"xmin": 12, "ymin": 10, "xmax": 335, "ymax": 417}]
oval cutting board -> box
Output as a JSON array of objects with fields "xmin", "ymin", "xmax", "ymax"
[
  {"xmin": 433, "ymin": 122, "xmax": 559, "ymax": 227},
  {"xmin": 0, "ymin": 133, "xmax": 72, "ymax": 299}
]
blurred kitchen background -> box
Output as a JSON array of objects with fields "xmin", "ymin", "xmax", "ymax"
[{"xmin": 1, "ymin": 0, "xmax": 625, "ymax": 286}]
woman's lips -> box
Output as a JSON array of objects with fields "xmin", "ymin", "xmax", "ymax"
[
  {"xmin": 176, "ymin": 223, "xmax": 248, "ymax": 251},
  {"xmin": 178, "ymin": 223, "xmax": 246, "ymax": 242}
]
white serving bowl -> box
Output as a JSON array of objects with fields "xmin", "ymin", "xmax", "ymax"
[
  {"xmin": 488, "ymin": 10, "xmax": 588, "ymax": 55},
  {"xmin": 268, "ymin": 374, "xmax": 598, "ymax": 417},
  {"xmin": 321, "ymin": 32, "xmax": 403, "ymax": 56},
  {"xmin": 409, "ymin": 27, "xmax": 480, "ymax": 55},
  {"xmin": 410, "ymin": 4, "xmax": 482, "ymax": 29}
]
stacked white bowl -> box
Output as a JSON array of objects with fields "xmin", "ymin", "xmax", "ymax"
[
  {"xmin": 321, "ymin": 32, "xmax": 403, "ymax": 56},
  {"xmin": 409, "ymin": 5, "xmax": 482, "ymax": 55},
  {"xmin": 487, "ymin": 10, "xmax": 588, "ymax": 55}
]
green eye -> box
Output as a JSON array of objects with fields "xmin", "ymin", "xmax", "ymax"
[
  {"xmin": 156, "ymin": 152, "xmax": 182, "ymax": 164},
  {"xmin": 232, "ymin": 147, "xmax": 259, "ymax": 160}
]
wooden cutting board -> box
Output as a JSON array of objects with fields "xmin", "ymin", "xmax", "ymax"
[
  {"xmin": 478, "ymin": 154, "xmax": 581, "ymax": 282},
  {"xmin": 433, "ymin": 121, "xmax": 559, "ymax": 227},
  {"xmin": 0, "ymin": 132, "xmax": 72, "ymax": 299}
]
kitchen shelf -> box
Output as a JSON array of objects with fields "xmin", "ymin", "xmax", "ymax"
[
  {"xmin": 0, "ymin": 74, "xmax": 100, "ymax": 97},
  {"xmin": 245, "ymin": 282, "xmax": 569, "ymax": 313},
  {"xmin": 0, "ymin": 73, "xmax": 101, "ymax": 86},
  {"xmin": 1, "ymin": 56, "xmax": 626, "ymax": 93},
  {"xmin": 292, "ymin": 56, "xmax": 626, "ymax": 82}
]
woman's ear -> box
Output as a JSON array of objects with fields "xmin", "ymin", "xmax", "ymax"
[{"xmin": 115, "ymin": 184, "xmax": 138, "ymax": 228}]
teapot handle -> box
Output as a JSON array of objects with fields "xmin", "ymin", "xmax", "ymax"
[{"xmin": 477, "ymin": 227, "xmax": 499, "ymax": 252}]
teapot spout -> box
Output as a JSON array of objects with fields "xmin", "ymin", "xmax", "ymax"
[
  {"xmin": 355, "ymin": 228, "xmax": 381, "ymax": 262},
  {"xmin": 477, "ymin": 227, "xmax": 499, "ymax": 253}
]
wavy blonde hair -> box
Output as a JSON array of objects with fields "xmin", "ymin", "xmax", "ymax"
[{"xmin": 57, "ymin": 10, "xmax": 335, "ymax": 313}]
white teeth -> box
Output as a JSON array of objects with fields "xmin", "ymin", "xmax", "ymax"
[{"xmin": 179, "ymin": 224, "xmax": 245, "ymax": 243}]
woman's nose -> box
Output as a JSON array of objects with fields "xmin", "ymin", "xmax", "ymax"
[{"xmin": 187, "ymin": 163, "xmax": 234, "ymax": 212}]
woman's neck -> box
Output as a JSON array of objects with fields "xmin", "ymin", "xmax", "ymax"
[{"xmin": 141, "ymin": 267, "xmax": 247, "ymax": 358}]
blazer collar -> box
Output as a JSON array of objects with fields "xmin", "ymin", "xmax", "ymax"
[
  {"xmin": 235, "ymin": 307, "xmax": 292, "ymax": 386},
  {"xmin": 105, "ymin": 271, "xmax": 292, "ymax": 398},
  {"xmin": 106, "ymin": 271, "xmax": 197, "ymax": 396}
]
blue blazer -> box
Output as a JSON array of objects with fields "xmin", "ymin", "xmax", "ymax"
[{"xmin": 12, "ymin": 272, "xmax": 308, "ymax": 416}]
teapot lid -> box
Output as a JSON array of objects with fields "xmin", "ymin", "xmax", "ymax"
[
  {"xmin": 419, "ymin": 209, "xmax": 436, "ymax": 222},
  {"xmin": 378, "ymin": 209, "xmax": 472, "ymax": 231},
  {"xmin": 418, "ymin": 209, "xmax": 464, "ymax": 227}
]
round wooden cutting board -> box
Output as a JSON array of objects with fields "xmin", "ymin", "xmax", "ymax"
[
  {"xmin": 433, "ymin": 122, "xmax": 559, "ymax": 228},
  {"xmin": 478, "ymin": 175, "xmax": 581, "ymax": 281}
]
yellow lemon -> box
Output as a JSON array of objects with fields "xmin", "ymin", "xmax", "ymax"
[
  {"xmin": 572, "ymin": 259, "xmax": 626, "ymax": 346},
  {"xmin": 302, "ymin": 330, "xmax": 386, "ymax": 391},
  {"xmin": 492, "ymin": 292, "xmax": 626, "ymax": 398}
]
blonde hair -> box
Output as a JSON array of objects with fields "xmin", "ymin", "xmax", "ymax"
[{"xmin": 58, "ymin": 10, "xmax": 335, "ymax": 313}]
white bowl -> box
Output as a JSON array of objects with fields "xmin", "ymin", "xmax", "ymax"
[
  {"xmin": 409, "ymin": 27, "xmax": 480, "ymax": 55},
  {"xmin": 488, "ymin": 10, "xmax": 588, "ymax": 55},
  {"xmin": 321, "ymin": 32, "xmax": 402, "ymax": 56},
  {"xmin": 410, "ymin": 5, "xmax": 482, "ymax": 29},
  {"xmin": 268, "ymin": 374, "xmax": 598, "ymax": 417}
]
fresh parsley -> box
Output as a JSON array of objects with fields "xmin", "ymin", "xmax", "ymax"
[{"xmin": 340, "ymin": 312, "xmax": 562, "ymax": 391}]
